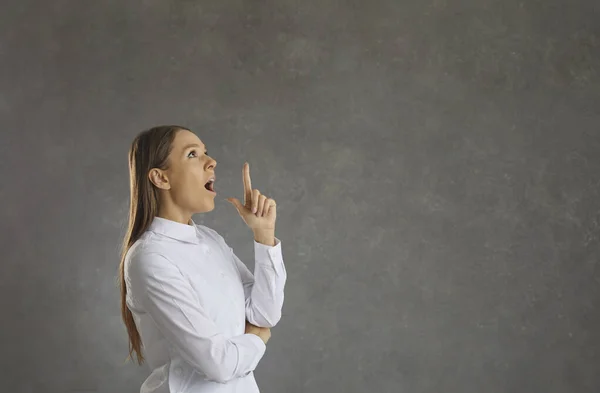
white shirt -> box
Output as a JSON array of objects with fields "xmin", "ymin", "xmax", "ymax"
[{"xmin": 124, "ymin": 217, "xmax": 287, "ymax": 393}]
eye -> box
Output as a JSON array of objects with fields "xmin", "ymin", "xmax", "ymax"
[{"xmin": 187, "ymin": 150, "xmax": 198, "ymax": 158}]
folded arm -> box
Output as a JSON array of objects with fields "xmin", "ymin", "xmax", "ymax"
[{"xmin": 127, "ymin": 251, "xmax": 266, "ymax": 384}]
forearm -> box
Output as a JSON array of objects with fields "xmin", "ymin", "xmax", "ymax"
[{"xmin": 245, "ymin": 234, "xmax": 287, "ymax": 327}]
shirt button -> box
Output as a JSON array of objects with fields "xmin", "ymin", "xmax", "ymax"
[{"xmin": 220, "ymin": 272, "xmax": 226, "ymax": 278}]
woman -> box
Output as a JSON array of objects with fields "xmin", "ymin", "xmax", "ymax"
[{"xmin": 119, "ymin": 125, "xmax": 287, "ymax": 393}]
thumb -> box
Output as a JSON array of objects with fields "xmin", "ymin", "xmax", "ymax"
[{"xmin": 226, "ymin": 198, "xmax": 245, "ymax": 213}]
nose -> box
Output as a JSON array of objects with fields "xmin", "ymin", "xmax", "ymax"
[{"xmin": 206, "ymin": 157, "xmax": 217, "ymax": 171}]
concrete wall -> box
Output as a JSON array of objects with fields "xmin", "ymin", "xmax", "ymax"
[{"xmin": 1, "ymin": 1, "xmax": 599, "ymax": 392}]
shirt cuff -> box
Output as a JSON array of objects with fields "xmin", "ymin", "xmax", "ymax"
[
  {"xmin": 254, "ymin": 238, "xmax": 284, "ymax": 275},
  {"xmin": 244, "ymin": 333, "xmax": 267, "ymax": 355},
  {"xmin": 229, "ymin": 333, "xmax": 267, "ymax": 378}
]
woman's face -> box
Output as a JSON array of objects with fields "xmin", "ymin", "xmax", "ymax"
[{"xmin": 151, "ymin": 129, "xmax": 218, "ymax": 216}]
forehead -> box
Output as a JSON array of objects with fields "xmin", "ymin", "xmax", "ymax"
[{"xmin": 173, "ymin": 129, "xmax": 204, "ymax": 150}]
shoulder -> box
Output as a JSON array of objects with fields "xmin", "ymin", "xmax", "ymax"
[{"xmin": 124, "ymin": 239, "xmax": 178, "ymax": 282}]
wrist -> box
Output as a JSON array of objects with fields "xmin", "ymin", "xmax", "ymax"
[{"xmin": 253, "ymin": 229, "xmax": 275, "ymax": 246}]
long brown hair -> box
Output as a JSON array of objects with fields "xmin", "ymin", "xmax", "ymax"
[{"xmin": 119, "ymin": 125, "xmax": 186, "ymax": 364}]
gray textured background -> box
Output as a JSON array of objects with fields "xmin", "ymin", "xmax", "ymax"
[{"xmin": 1, "ymin": 0, "xmax": 599, "ymax": 392}]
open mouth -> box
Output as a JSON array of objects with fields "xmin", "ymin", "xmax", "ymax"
[{"xmin": 204, "ymin": 178, "xmax": 215, "ymax": 193}]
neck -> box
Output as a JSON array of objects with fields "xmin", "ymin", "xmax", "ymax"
[
  {"xmin": 157, "ymin": 211, "xmax": 193, "ymax": 225},
  {"xmin": 157, "ymin": 200, "xmax": 193, "ymax": 225}
]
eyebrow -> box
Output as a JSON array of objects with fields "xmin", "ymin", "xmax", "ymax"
[{"xmin": 181, "ymin": 143, "xmax": 207, "ymax": 153}]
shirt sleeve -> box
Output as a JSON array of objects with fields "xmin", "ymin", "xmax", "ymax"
[
  {"xmin": 126, "ymin": 251, "xmax": 266, "ymax": 384},
  {"xmin": 228, "ymin": 238, "xmax": 287, "ymax": 328}
]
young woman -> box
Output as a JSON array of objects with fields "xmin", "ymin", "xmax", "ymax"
[{"xmin": 119, "ymin": 125, "xmax": 287, "ymax": 393}]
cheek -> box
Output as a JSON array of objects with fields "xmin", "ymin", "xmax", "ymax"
[
  {"xmin": 171, "ymin": 171, "xmax": 200, "ymax": 193},
  {"xmin": 187, "ymin": 168, "xmax": 207, "ymax": 193},
  {"xmin": 172, "ymin": 164, "xmax": 207, "ymax": 198},
  {"xmin": 184, "ymin": 174, "xmax": 203, "ymax": 193}
]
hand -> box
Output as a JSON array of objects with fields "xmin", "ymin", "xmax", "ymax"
[
  {"xmin": 227, "ymin": 163, "xmax": 277, "ymax": 231},
  {"xmin": 245, "ymin": 320, "xmax": 271, "ymax": 345}
]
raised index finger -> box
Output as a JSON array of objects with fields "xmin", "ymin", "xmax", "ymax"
[{"xmin": 243, "ymin": 162, "xmax": 252, "ymax": 206}]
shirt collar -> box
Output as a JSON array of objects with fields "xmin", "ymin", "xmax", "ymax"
[{"xmin": 148, "ymin": 216, "xmax": 199, "ymax": 244}]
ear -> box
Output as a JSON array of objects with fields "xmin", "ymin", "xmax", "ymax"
[{"xmin": 148, "ymin": 168, "xmax": 171, "ymax": 190}]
